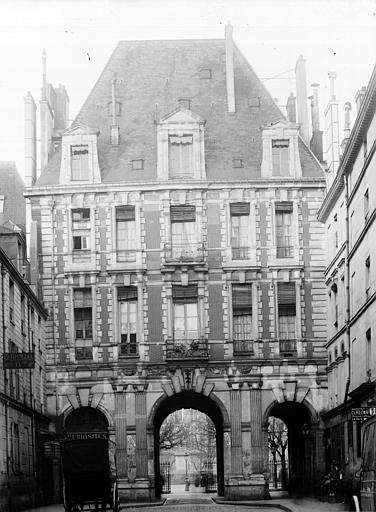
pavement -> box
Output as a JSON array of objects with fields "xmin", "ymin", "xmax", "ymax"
[{"xmin": 23, "ymin": 491, "xmax": 347, "ymax": 512}]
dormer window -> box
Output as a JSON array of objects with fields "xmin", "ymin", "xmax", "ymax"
[
  {"xmin": 272, "ymin": 139, "xmax": 289, "ymax": 176},
  {"xmin": 169, "ymin": 135, "xmax": 193, "ymax": 178},
  {"xmin": 261, "ymin": 121, "xmax": 302, "ymax": 178},
  {"xmin": 71, "ymin": 145, "xmax": 89, "ymax": 181},
  {"xmin": 157, "ymin": 107, "xmax": 206, "ymax": 181},
  {"xmin": 59, "ymin": 123, "xmax": 101, "ymax": 185}
]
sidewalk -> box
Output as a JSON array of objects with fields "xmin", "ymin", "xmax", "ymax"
[{"xmin": 24, "ymin": 495, "xmax": 347, "ymax": 512}]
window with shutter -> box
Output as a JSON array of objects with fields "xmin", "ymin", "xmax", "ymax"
[
  {"xmin": 232, "ymin": 284, "xmax": 253, "ymax": 353},
  {"xmin": 172, "ymin": 286, "xmax": 199, "ymax": 340},
  {"xmin": 118, "ymin": 286, "xmax": 138, "ymax": 356},
  {"xmin": 74, "ymin": 289, "xmax": 92, "ymax": 339},
  {"xmin": 169, "ymin": 135, "xmax": 193, "ymax": 178},
  {"xmin": 277, "ymin": 282, "xmax": 296, "ymax": 343},
  {"xmin": 230, "ymin": 203, "xmax": 250, "ymax": 260},
  {"xmin": 116, "ymin": 206, "xmax": 136, "ymax": 262},
  {"xmin": 71, "ymin": 145, "xmax": 89, "ymax": 180},
  {"xmin": 275, "ymin": 202, "xmax": 293, "ymax": 258},
  {"xmin": 170, "ymin": 206, "xmax": 197, "ymax": 260},
  {"xmin": 272, "ymin": 139, "xmax": 289, "ymax": 176}
]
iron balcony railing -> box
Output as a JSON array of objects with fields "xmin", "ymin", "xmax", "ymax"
[
  {"xmin": 279, "ymin": 338, "xmax": 297, "ymax": 353},
  {"xmin": 165, "ymin": 338, "xmax": 209, "ymax": 360},
  {"xmin": 233, "ymin": 339, "xmax": 254, "ymax": 355},
  {"xmin": 119, "ymin": 342, "xmax": 138, "ymax": 357},
  {"xmin": 276, "ymin": 236, "xmax": 293, "ymax": 258},
  {"xmin": 116, "ymin": 249, "xmax": 137, "ymax": 263},
  {"xmin": 231, "ymin": 246, "xmax": 251, "ymax": 260},
  {"xmin": 164, "ymin": 242, "xmax": 205, "ymax": 263}
]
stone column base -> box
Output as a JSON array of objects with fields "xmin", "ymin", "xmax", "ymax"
[
  {"xmin": 224, "ymin": 474, "xmax": 269, "ymax": 500},
  {"xmin": 118, "ymin": 478, "xmax": 155, "ymax": 503}
]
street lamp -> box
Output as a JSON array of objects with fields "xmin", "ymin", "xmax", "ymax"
[{"xmin": 184, "ymin": 451, "xmax": 190, "ymax": 491}]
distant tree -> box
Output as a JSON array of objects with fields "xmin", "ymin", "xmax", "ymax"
[{"xmin": 159, "ymin": 415, "xmax": 189, "ymax": 450}]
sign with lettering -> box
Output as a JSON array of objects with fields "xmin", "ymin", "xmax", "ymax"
[
  {"xmin": 3, "ymin": 352, "xmax": 35, "ymax": 369},
  {"xmin": 351, "ymin": 407, "xmax": 376, "ymax": 421},
  {"xmin": 65, "ymin": 432, "xmax": 109, "ymax": 440},
  {"xmin": 44, "ymin": 441, "xmax": 61, "ymax": 459}
]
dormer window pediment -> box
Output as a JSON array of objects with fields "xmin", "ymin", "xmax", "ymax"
[
  {"xmin": 157, "ymin": 107, "xmax": 206, "ymax": 181},
  {"xmin": 261, "ymin": 119, "xmax": 302, "ymax": 178},
  {"xmin": 59, "ymin": 123, "xmax": 101, "ymax": 185}
]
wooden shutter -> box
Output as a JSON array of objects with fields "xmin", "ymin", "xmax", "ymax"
[
  {"xmin": 172, "ymin": 285, "xmax": 198, "ymax": 303},
  {"xmin": 117, "ymin": 286, "xmax": 138, "ymax": 301},
  {"xmin": 275, "ymin": 202, "xmax": 293, "ymax": 213},
  {"xmin": 116, "ymin": 206, "xmax": 135, "ymax": 221},
  {"xmin": 230, "ymin": 203, "xmax": 250, "ymax": 216},
  {"xmin": 277, "ymin": 282, "xmax": 296, "ymax": 315},
  {"xmin": 232, "ymin": 284, "xmax": 252, "ymax": 311},
  {"xmin": 272, "ymin": 139, "xmax": 289, "ymax": 148},
  {"xmin": 170, "ymin": 205, "xmax": 196, "ymax": 222}
]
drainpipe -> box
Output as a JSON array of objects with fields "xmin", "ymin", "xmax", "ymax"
[
  {"xmin": 27, "ymin": 298, "xmax": 36, "ymax": 499},
  {"xmin": 1, "ymin": 263, "xmax": 10, "ymax": 506},
  {"xmin": 344, "ymin": 174, "xmax": 351, "ymax": 403}
]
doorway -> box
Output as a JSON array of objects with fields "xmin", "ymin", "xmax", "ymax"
[{"xmin": 153, "ymin": 391, "xmax": 225, "ymax": 497}]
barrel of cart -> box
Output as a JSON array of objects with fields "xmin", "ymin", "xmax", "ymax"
[{"xmin": 61, "ymin": 436, "xmax": 119, "ymax": 512}]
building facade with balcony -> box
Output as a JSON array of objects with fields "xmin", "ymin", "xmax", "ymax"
[
  {"xmin": 318, "ymin": 65, "xmax": 376, "ymax": 497},
  {"xmin": 25, "ymin": 28, "xmax": 328, "ymax": 501}
]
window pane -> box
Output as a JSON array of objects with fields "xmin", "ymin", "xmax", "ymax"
[{"xmin": 234, "ymin": 313, "xmax": 252, "ymax": 340}]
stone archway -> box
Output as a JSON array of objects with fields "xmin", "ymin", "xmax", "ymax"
[
  {"xmin": 265, "ymin": 400, "xmax": 321, "ymax": 494},
  {"xmin": 151, "ymin": 391, "xmax": 227, "ymax": 497}
]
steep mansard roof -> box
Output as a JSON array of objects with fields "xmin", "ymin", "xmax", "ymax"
[{"xmin": 37, "ymin": 39, "xmax": 324, "ymax": 186}]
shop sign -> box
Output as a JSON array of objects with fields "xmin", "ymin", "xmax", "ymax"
[
  {"xmin": 3, "ymin": 352, "xmax": 34, "ymax": 369},
  {"xmin": 65, "ymin": 432, "xmax": 109, "ymax": 440},
  {"xmin": 351, "ymin": 407, "xmax": 376, "ymax": 421},
  {"xmin": 44, "ymin": 441, "xmax": 61, "ymax": 459}
]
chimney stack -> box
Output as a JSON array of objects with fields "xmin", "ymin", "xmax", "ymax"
[
  {"xmin": 24, "ymin": 92, "xmax": 37, "ymax": 187},
  {"xmin": 341, "ymin": 102, "xmax": 352, "ymax": 154},
  {"xmin": 110, "ymin": 74, "xmax": 120, "ymax": 146},
  {"xmin": 309, "ymin": 83, "xmax": 323, "ymax": 162},
  {"xmin": 295, "ymin": 55, "xmax": 310, "ymax": 144},
  {"xmin": 324, "ymin": 72, "xmax": 340, "ymax": 188},
  {"xmin": 286, "ymin": 92, "xmax": 296, "ymax": 123},
  {"xmin": 225, "ymin": 21, "xmax": 236, "ymax": 113},
  {"xmin": 355, "ymin": 86, "xmax": 367, "ymax": 112}
]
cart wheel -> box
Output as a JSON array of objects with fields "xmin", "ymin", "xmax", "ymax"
[{"xmin": 112, "ymin": 481, "xmax": 119, "ymax": 512}]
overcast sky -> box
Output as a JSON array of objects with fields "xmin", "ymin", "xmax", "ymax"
[{"xmin": 0, "ymin": 0, "xmax": 375, "ymax": 179}]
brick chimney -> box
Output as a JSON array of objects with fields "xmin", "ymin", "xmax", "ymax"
[
  {"xmin": 295, "ymin": 55, "xmax": 310, "ymax": 144},
  {"xmin": 324, "ymin": 72, "xmax": 340, "ymax": 188},
  {"xmin": 341, "ymin": 102, "xmax": 352, "ymax": 154},
  {"xmin": 24, "ymin": 91, "xmax": 37, "ymax": 187},
  {"xmin": 225, "ymin": 21, "xmax": 235, "ymax": 113},
  {"xmin": 286, "ymin": 92, "xmax": 296, "ymax": 123},
  {"xmin": 309, "ymin": 83, "xmax": 323, "ymax": 162}
]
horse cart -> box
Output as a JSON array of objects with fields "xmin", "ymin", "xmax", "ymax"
[{"xmin": 61, "ymin": 435, "xmax": 119, "ymax": 512}]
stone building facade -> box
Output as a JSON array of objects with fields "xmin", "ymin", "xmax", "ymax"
[
  {"xmin": 0, "ymin": 207, "xmax": 49, "ymax": 510},
  {"xmin": 25, "ymin": 27, "xmax": 328, "ymax": 501},
  {"xmin": 318, "ymin": 65, "xmax": 376, "ymax": 493}
]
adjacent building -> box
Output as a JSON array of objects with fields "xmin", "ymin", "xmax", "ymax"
[
  {"xmin": 0, "ymin": 163, "xmax": 50, "ymax": 511},
  {"xmin": 25, "ymin": 27, "xmax": 328, "ymax": 501},
  {"xmin": 318, "ymin": 65, "xmax": 376, "ymax": 494}
]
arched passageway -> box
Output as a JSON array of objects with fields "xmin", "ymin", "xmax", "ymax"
[
  {"xmin": 267, "ymin": 401, "xmax": 315, "ymax": 494},
  {"xmin": 152, "ymin": 392, "xmax": 225, "ymax": 497}
]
